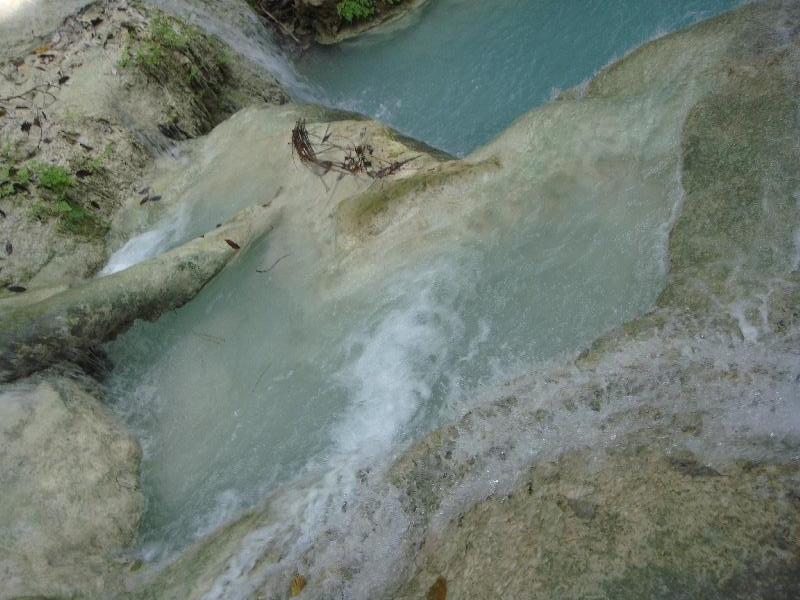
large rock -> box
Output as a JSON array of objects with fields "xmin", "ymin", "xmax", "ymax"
[
  {"xmin": 0, "ymin": 372, "xmax": 143, "ymax": 599},
  {"xmin": 101, "ymin": 101, "xmax": 450, "ymax": 272},
  {"xmin": 0, "ymin": 203, "xmax": 280, "ymax": 382},
  {"xmin": 397, "ymin": 446, "xmax": 800, "ymax": 600}
]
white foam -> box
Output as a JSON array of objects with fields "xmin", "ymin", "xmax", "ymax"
[
  {"xmin": 331, "ymin": 269, "xmax": 462, "ymax": 459},
  {"xmin": 100, "ymin": 224, "xmax": 178, "ymax": 275}
]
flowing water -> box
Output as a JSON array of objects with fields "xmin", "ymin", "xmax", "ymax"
[{"xmin": 104, "ymin": 0, "xmax": 742, "ymax": 564}]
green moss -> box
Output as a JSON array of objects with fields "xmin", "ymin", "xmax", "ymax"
[
  {"xmin": 120, "ymin": 13, "xmax": 229, "ymax": 91},
  {"xmin": 33, "ymin": 163, "xmax": 75, "ymax": 194},
  {"xmin": 31, "ymin": 199, "xmax": 107, "ymax": 238},
  {"xmin": 336, "ymin": 157, "xmax": 500, "ymax": 234},
  {"xmin": 659, "ymin": 65, "xmax": 800, "ymax": 313},
  {"xmin": 0, "ymin": 162, "xmax": 32, "ymax": 199},
  {"xmin": 336, "ymin": 0, "xmax": 402, "ymax": 23},
  {"xmin": 14, "ymin": 161, "xmax": 108, "ymax": 239},
  {"xmin": 117, "ymin": 11, "xmax": 235, "ymax": 136},
  {"xmin": 15, "ymin": 166, "xmax": 31, "ymax": 185}
]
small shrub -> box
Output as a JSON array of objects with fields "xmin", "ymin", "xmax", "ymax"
[
  {"xmin": 34, "ymin": 163, "xmax": 75, "ymax": 194},
  {"xmin": 337, "ymin": 0, "xmax": 375, "ymax": 22}
]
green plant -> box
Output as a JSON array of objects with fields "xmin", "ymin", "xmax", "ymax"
[
  {"xmin": 118, "ymin": 12, "xmax": 229, "ymax": 96},
  {"xmin": 74, "ymin": 143, "xmax": 114, "ymax": 176},
  {"xmin": 30, "ymin": 198, "xmax": 106, "ymax": 238},
  {"xmin": 15, "ymin": 166, "xmax": 31, "ymax": 185},
  {"xmin": 0, "ymin": 163, "xmax": 31, "ymax": 198},
  {"xmin": 118, "ymin": 15, "xmax": 186, "ymax": 72},
  {"xmin": 34, "ymin": 163, "xmax": 74, "ymax": 195},
  {"xmin": 187, "ymin": 64, "xmax": 202, "ymax": 85},
  {"xmin": 118, "ymin": 43, "xmax": 133, "ymax": 69},
  {"xmin": 150, "ymin": 14, "xmax": 192, "ymax": 50},
  {"xmin": 337, "ymin": 0, "xmax": 375, "ymax": 22},
  {"xmin": 55, "ymin": 201, "xmax": 99, "ymax": 236}
]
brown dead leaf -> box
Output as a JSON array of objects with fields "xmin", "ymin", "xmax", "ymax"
[
  {"xmin": 289, "ymin": 573, "xmax": 306, "ymax": 596},
  {"xmin": 427, "ymin": 576, "xmax": 447, "ymax": 600}
]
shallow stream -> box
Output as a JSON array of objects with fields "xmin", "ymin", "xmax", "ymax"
[{"xmin": 105, "ymin": 0, "xmax": 740, "ymax": 563}]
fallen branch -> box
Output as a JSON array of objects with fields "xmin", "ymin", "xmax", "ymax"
[
  {"xmin": 256, "ymin": 253, "xmax": 291, "ymax": 273},
  {"xmin": 257, "ymin": 5, "xmax": 301, "ymax": 44},
  {"xmin": 0, "ymin": 82, "xmax": 59, "ymax": 106},
  {"xmin": 291, "ymin": 119, "xmax": 418, "ymax": 180}
]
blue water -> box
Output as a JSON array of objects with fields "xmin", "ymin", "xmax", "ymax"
[{"xmin": 295, "ymin": 0, "xmax": 740, "ymax": 155}]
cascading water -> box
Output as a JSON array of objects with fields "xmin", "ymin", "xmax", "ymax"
[
  {"xmin": 141, "ymin": 0, "xmax": 316, "ymax": 99},
  {"xmin": 103, "ymin": 0, "xmax": 743, "ymax": 571}
]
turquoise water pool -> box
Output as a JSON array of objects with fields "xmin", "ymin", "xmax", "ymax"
[{"xmin": 296, "ymin": 0, "xmax": 740, "ymax": 155}]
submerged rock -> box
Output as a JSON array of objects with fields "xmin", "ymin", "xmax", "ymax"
[{"xmin": 0, "ymin": 371, "xmax": 143, "ymax": 599}]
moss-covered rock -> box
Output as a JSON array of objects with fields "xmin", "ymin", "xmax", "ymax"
[
  {"xmin": 396, "ymin": 447, "xmax": 800, "ymax": 600},
  {"xmin": 248, "ymin": 0, "xmax": 430, "ymax": 46}
]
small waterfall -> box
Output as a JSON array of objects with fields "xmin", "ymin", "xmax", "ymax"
[
  {"xmin": 100, "ymin": 0, "xmax": 758, "ymax": 586},
  {"xmin": 142, "ymin": 0, "xmax": 319, "ymax": 101}
]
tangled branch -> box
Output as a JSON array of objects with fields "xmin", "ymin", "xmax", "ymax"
[{"xmin": 291, "ymin": 119, "xmax": 417, "ymax": 180}]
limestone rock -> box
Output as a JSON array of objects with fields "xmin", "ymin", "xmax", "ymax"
[
  {"xmin": 396, "ymin": 447, "xmax": 800, "ymax": 600},
  {"xmin": 0, "ymin": 373, "xmax": 143, "ymax": 599},
  {"xmin": 0, "ymin": 0, "xmax": 288, "ymax": 291},
  {"xmin": 0, "ymin": 203, "xmax": 280, "ymax": 382}
]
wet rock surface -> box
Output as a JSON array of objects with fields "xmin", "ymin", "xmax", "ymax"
[
  {"xmin": 127, "ymin": 2, "xmax": 800, "ymax": 598},
  {"xmin": 0, "ymin": 0, "xmax": 799, "ymax": 598},
  {"xmin": 0, "ymin": 371, "xmax": 143, "ymax": 599},
  {"xmin": 390, "ymin": 2, "xmax": 800, "ymax": 597},
  {"xmin": 403, "ymin": 449, "xmax": 800, "ymax": 600},
  {"xmin": 0, "ymin": 0, "xmax": 287, "ymax": 292},
  {"xmin": 0, "ymin": 203, "xmax": 280, "ymax": 382},
  {"xmin": 248, "ymin": 0, "xmax": 430, "ymax": 47}
]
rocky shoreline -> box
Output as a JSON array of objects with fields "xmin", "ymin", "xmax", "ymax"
[
  {"xmin": 0, "ymin": 0, "xmax": 286, "ymax": 293},
  {"xmin": 247, "ymin": 0, "xmax": 430, "ymax": 47},
  {"xmin": 0, "ymin": 0, "xmax": 799, "ymax": 599}
]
